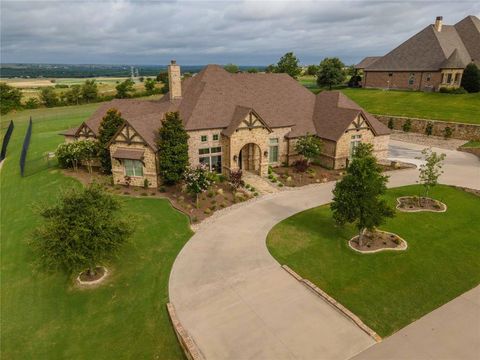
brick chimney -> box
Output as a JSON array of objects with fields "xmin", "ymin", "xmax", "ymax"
[
  {"xmin": 168, "ymin": 60, "xmax": 182, "ymax": 100},
  {"xmin": 434, "ymin": 16, "xmax": 443, "ymax": 32}
]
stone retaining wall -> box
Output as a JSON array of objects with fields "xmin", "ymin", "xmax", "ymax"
[{"xmin": 374, "ymin": 115, "xmax": 480, "ymax": 141}]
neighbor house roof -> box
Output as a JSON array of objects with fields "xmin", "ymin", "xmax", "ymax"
[
  {"xmin": 355, "ymin": 56, "xmax": 381, "ymax": 69},
  {"xmin": 364, "ymin": 15, "xmax": 480, "ymax": 71},
  {"xmin": 71, "ymin": 64, "xmax": 389, "ymax": 150}
]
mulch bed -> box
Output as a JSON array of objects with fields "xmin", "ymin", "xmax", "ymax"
[
  {"xmin": 62, "ymin": 168, "xmax": 255, "ymax": 223},
  {"xmin": 396, "ymin": 196, "xmax": 446, "ymax": 212},
  {"xmin": 349, "ymin": 230, "xmax": 406, "ymax": 253},
  {"xmin": 273, "ymin": 165, "xmax": 343, "ymax": 187},
  {"xmin": 78, "ymin": 266, "xmax": 105, "ymax": 282}
]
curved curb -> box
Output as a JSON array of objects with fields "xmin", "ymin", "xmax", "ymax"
[
  {"xmin": 396, "ymin": 196, "xmax": 447, "ymax": 213},
  {"xmin": 282, "ymin": 265, "xmax": 382, "ymax": 343},
  {"xmin": 348, "ymin": 231, "xmax": 408, "ymax": 254},
  {"xmin": 76, "ymin": 266, "xmax": 108, "ymax": 286}
]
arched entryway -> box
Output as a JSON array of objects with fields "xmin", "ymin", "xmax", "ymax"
[{"xmin": 238, "ymin": 143, "xmax": 261, "ymax": 175}]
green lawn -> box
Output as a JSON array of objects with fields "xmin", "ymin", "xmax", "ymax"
[
  {"xmin": 1, "ymin": 104, "xmax": 191, "ymax": 359},
  {"xmin": 267, "ymin": 185, "xmax": 480, "ymax": 337},
  {"xmin": 340, "ymin": 88, "xmax": 480, "ymax": 125},
  {"xmin": 461, "ymin": 140, "xmax": 480, "ymax": 148}
]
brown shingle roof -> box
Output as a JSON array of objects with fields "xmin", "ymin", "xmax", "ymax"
[
  {"xmin": 73, "ymin": 65, "xmax": 388, "ymax": 150},
  {"xmin": 355, "ymin": 57, "xmax": 381, "ymax": 69},
  {"xmin": 366, "ymin": 15, "xmax": 479, "ymax": 71}
]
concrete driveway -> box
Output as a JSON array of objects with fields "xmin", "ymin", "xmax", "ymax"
[{"xmin": 169, "ymin": 141, "xmax": 479, "ymax": 359}]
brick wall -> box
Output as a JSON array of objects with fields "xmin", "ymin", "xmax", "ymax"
[{"xmin": 363, "ymin": 71, "xmax": 443, "ymax": 91}]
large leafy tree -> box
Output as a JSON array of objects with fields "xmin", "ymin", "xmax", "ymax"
[
  {"xmin": 0, "ymin": 82, "xmax": 22, "ymax": 114},
  {"xmin": 156, "ymin": 71, "xmax": 169, "ymax": 94},
  {"xmin": 40, "ymin": 87, "xmax": 59, "ymax": 107},
  {"xmin": 31, "ymin": 184, "xmax": 134, "ymax": 276},
  {"xmin": 115, "ymin": 79, "xmax": 135, "ymax": 98},
  {"xmin": 224, "ymin": 63, "xmax": 239, "ymax": 73},
  {"xmin": 276, "ymin": 52, "xmax": 302, "ymax": 78},
  {"xmin": 65, "ymin": 84, "xmax": 82, "ymax": 105},
  {"xmin": 331, "ymin": 143, "xmax": 394, "ymax": 246},
  {"xmin": 295, "ymin": 134, "xmax": 323, "ymax": 164},
  {"xmin": 157, "ymin": 111, "xmax": 189, "ymax": 185},
  {"xmin": 98, "ymin": 108, "xmax": 124, "ymax": 173},
  {"xmin": 81, "ymin": 79, "xmax": 98, "ymax": 103},
  {"xmin": 461, "ymin": 63, "xmax": 480, "ymax": 93},
  {"xmin": 144, "ymin": 78, "xmax": 157, "ymax": 94},
  {"xmin": 317, "ymin": 57, "xmax": 346, "ymax": 90},
  {"xmin": 306, "ymin": 65, "xmax": 319, "ymax": 76}
]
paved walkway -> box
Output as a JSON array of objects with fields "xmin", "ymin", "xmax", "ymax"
[
  {"xmin": 243, "ymin": 171, "xmax": 280, "ymax": 194},
  {"xmin": 169, "ymin": 141, "xmax": 479, "ymax": 359}
]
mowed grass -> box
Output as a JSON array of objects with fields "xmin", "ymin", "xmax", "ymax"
[
  {"xmin": 1, "ymin": 103, "xmax": 191, "ymax": 359},
  {"xmin": 461, "ymin": 140, "xmax": 480, "ymax": 148},
  {"xmin": 267, "ymin": 185, "xmax": 480, "ymax": 337},
  {"xmin": 340, "ymin": 88, "xmax": 480, "ymax": 124}
]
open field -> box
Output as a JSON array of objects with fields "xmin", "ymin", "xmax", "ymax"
[
  {"xmin": 267, "ymin": 185, "xmax": 480, "ymax": 337},
  {"xmin": 1, "ymin": 104, "xmax": 191, "ymax": 359},
  {"xmin": 4, "ymin": 76, "xmax": 158, "ymax": 102}
]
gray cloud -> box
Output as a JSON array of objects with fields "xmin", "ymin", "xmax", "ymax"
[{"xmin": 1, "ymin": 0, "xmax": 479, "ymax": 65}]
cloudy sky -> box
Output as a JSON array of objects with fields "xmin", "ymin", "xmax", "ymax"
[{"xmin": 1, "ymin": 0, "xmax": 479, "ymax": 66}]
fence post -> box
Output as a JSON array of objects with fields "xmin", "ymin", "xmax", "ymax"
[
  {"xmin": 0, "ymin": 120, "xmax": 14, "ymax": 161},
  {"xmin": 20, "ymin": 117, "xmax": 33, "ymax": 177}
]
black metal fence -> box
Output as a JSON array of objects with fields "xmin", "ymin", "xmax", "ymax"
[
  {"xmin": 0, "ymin": 120, "xmax": 14, "ymax": 161},
  {"xmin": 20, "ymin": 117, "xmax": 33, "ymax": 177}
]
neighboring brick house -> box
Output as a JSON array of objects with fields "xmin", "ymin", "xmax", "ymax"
[
  {"xmin": 63, "ymin": 62, "xmax": 390, "ymax": 188},
  {"xmin": 357, "ymin": 15, "xmax": 480, "ymax": 91}
]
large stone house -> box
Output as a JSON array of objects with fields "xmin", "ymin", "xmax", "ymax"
[
  {"xmin": 357, "ymin": 15, "xmax": 480, "ymax": 91},
  {"xmin": 63, "ymin": 62, "xmax": 390, "ymax": 188}
]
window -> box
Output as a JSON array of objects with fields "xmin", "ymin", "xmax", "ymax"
[
  {"xmin": 388, "ymin": 73, "xmax": 393, "ymax": 77},
  {"xmin": 201, "ymin": 135, "xmax": 208, "ymax": 142},
  {"xmin": 213, "ymin": 134, "xmax": 219, "ymax": 141},
  {"xmin": 211, "ymin": 155, "xmax": 222, "ymax": 173},
  {"xmin": 454, "ymin": 73, "xmax": 460, "ymax": 84},
  {"xmin": 351, "ymin": 134, "xmax": 362, "ymax": 140},
  {"xmin": 199, "ymin": 148, "xmax": 210, "ymax": 155},
  {"xmin": 269, "ymin": 138, "xmax": 279, "ymax": 163},
  {"xmin": 447, "ymin": 73, "xmax": 452, "ymax": 84},
  {"xmin": 124, "ymin": 159, "xmax": 143, "ymax": 177},
  {"xmin": 349, "ymin": 134, "xmax": 362, "ymax": 158},
  {"xmin": 408, "ymin": 73, "xmax": 415, "ymax": 85},
  {"xmin": 210, "ymin": 146, "xmax": 221, "ymax": 153},
  {"xmin": 199, "ymin": 147, "xmax": 222, "ymax": 173},
  {"xmin": 426, "ymin": 73, "xmax": 431, "ymax": 81}
]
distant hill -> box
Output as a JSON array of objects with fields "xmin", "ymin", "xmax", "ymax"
[{"xmin": 0, "ymin": 63, "xmax": 266, "ymax": 78}]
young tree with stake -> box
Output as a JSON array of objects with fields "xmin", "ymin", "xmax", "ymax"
[{"xmin": 417, "ymin": 148, "xmax": 446, "ymax": 199}]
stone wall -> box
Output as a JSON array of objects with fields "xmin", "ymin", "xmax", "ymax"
[
  {"xmin": 375, "ymin": 115, "xmax": 480, "ymax": 141},
  {"xmin": 187, "ymin": 129, "xmax": 223, "ymax": 168}
]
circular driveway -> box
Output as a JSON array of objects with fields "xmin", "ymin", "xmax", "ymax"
[{"xmin": 169, "ymin": 141, "xmax": 479, "ymax": 359}]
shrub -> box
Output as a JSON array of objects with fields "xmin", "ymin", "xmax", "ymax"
[
  {"xmin": 294, "ymin": 134, "xmax": 323, "ymax": 164},
  {"xmin": 444, "ymin": 126, "xmax": 453, "ymax": 139},
  {"xmin": 439, "ymin": 86, "xmax": 467, "ymax": 94},
  {"xmin": 387, "ymin": 118, "xmax": 394, "ymax": 130},
  {"xmin": 425, "ymin": 122, "xmax": 433, "ymax": 136},
  {"xmin": 143, "ymin": 178, "xmax": 150, "ymax": 189},
  {"xmin": 254, "ymin": 192, "xmax": 259, "ymax": 196},
  {"xmin": 229, "ymin": 169, "xmax": 243, "ymax": 192},
  {"xmin": 24, "ymin": 97, "xmax": 40, "ymax": 109},
  {"xmin": 294, "ymin": 159, "xmax": 309, "ymax": 172},
  {"xmin": 461, "ymin": 63, "xmax": 480, "ymax": 93},
  {"xmin": 402, "ymin": 119, "xmax": 412, "ymax": 132},
  {"xmin": 55, "ymin": 140, "xmax": 98, "ymax": 171},
  {"xmin": 159, "ymin": 186, "xmax": 166, "ymax": 193}
]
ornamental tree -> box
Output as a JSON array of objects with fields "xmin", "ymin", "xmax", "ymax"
[
  {"xmin": 157, "ymin": 111, "xmax": 189, "ymax": 185},
  {"xmin": 276, "ymin": 52, "xmax": 302, "ymax": 79},
  {"xmin": 0, "ymin": 82, "xmax": 22, "ymax": 114},
  {"xmin": 56, "ymin": 140, "xmax": 98, "ymax": 172},
  {"xmin": 316, "ymin": 57, "xmax": 346, "ymax": 90},
  {"xmin": 461, "ymin": 63, "xmax": 480, "ymax": 93},
  {"xmin": 331, "ymin": 143, "xmax": 394, "ymax": 246},
  {"xmin": 184, "ymin": 164, "xmax": 214, "ymax": 207},
  {"xmin": 417, "ymin": 148, "xmax": 446, "ymax": 198},
  {"xmin": 294, "ymin": 134, "xmax": 323, "ymax": 164},
  {"xmin": 31, "ymin": 184, "xmax": 134, "ymax": 276},
  {"xmin": 98, "ymin": 108, "xmax": 125, "ymax": 173}
]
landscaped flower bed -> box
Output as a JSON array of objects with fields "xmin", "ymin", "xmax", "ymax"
[
  {"xmin": 349, "ymin": 230, "xmax": 407, "ymax": 253},
  {"xmin": 272, "ymin": 165, "xmax": 343, "ymax": 187},
  {"xmin": 396, "ymin": 196, "xmax": 446, "ymax": 212}
]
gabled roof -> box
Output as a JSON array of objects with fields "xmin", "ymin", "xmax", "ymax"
[
  {"xmin": 70, "ymin": 65, "xmax": 389, "ymax": 150},
  {"xmin": 355, "ymin": 56, "xmax": 381, "ymax": 69},
  {"xmin": 365, "ymin": 15, "xmax": 479, "ymax": 71}
]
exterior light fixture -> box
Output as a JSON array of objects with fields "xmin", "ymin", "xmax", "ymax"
[
  {"xmin": 233, "ymin": 155, "xmax": 238, "ymax": 162},
  {"xmin": 264, "ymin": 151, "xmax": 268, "ymax": 157}
]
